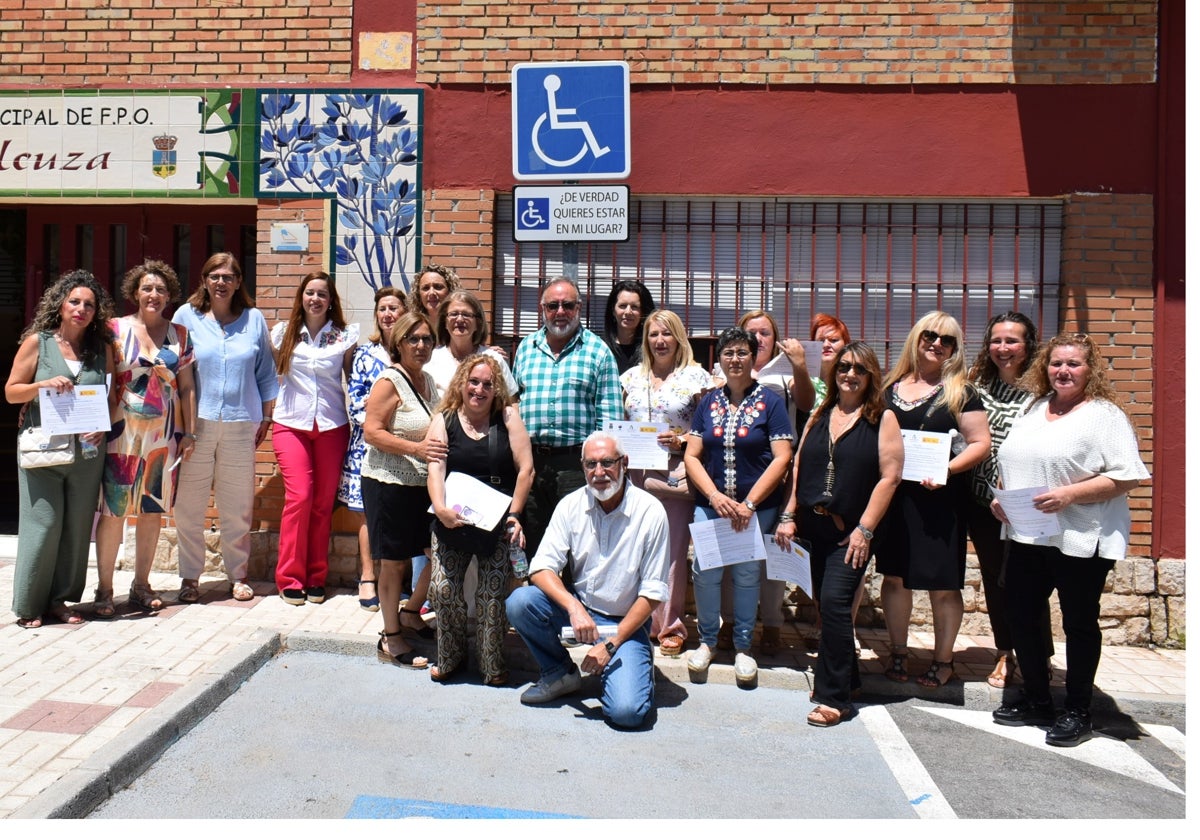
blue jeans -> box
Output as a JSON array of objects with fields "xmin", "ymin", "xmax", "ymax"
[
  {"xmin": 506, "ymin": 584, "xmax": 654, "ymax": 728},
  {"xmin": 691, "ymin": 505, "xmax": 777, "ymax": 651}
]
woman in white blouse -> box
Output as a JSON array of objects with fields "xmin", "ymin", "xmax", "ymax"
[
  {"xmin": 990, "ymin": 332, "xmax": 1149, "ymax": 748},
  {"xmin": 270, "ymin": 271, "xmax": 358, "ymax": 605},
  {"xmin": 619, "ymin": 309, "xmax": 712, "ymax": 657}
]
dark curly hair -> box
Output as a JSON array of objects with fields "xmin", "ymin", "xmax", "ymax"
[
  {"xmin": 22, "ymin": 269, "xmax": 116, "ymax": 364},
  {"xmin": 121, "ymin": 259, "xmax": 181, "ymax": 305},
  {"xmin": 968, "ymin": 311, "xmax": 1038, "ymax": 386}
]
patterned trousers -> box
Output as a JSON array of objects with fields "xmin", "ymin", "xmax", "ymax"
[{"xmin": 430, "ymin": 534, "xmax": 511, "ymax": 680}]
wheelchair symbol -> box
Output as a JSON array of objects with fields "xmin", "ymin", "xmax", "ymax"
[
  {"xmin": 531, "ymin": 75, "xmax": 611, "ymax": 168},
  {"xmin": 519, "ymin": 198, "xmax": 550, "ymax": 230}
]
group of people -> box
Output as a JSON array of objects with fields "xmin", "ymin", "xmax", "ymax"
[{"xmin": 8, "ymin": 264, "xmax": 1147, "ymax": 742}]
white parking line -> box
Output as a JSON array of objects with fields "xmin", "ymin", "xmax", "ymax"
[
  {"xmin": 1141, "ymin": 723, "xmax": 1186, "ymax": 761},
  {"xmin": 858, "ymin": 705, "xmax": 957, "ymax": 819}
]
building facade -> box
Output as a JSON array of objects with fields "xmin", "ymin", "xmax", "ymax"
[{"xmin": 0, "ymin": 1, "xmax": 1183, "ymax": 641}]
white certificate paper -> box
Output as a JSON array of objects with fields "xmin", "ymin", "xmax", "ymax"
[
  {"xmin": 900, "ymin": 429, "xmax": 951, "ymax": 485},
  {"xmin": 604, "ymin": 419, "xmax": 668, "ymax": 469},
  {"xmin": 990, "ymin": 485, "xmax": 1062, "ymax": 539},
  {"xmin": 432, "ymin": 472, "xmax": 513, "ymax": 532},
  {"xmin": 689, "ymin": 514, "xmax": 767, "ymax": 571},
  {"xmin": 764, "ymin": 539, "xmax": 813, "ymax": 599},
  {"xmin": 38, "ymin": 384, "xmax": 110, "ymax": 434},
  {"xmin": 759, "ymin": 341, "xmax": 825, "ymax": 381}
]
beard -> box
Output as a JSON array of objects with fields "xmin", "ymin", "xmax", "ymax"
[
  {"xmin": 586, "ymin": 467, "xmax": 625, "ymax": 502},
  {"xmin": 545, "ymin": 316, "xmax": 579, "ymax": 341}
]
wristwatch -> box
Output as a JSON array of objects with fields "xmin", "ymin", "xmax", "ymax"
[
  {"xmin": 604, "ymin": 640, "xmax": 617, "ymax": 657},
  {"xmin": 744, "ymin": 499, "xmax": 758, "ymax": 512},
  {"xmin": 856, "ymin": 523, "xmax": 875, "ymax": 540}
]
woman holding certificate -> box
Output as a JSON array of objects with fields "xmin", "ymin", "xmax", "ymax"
[
  {"xmin": 8, "ymin": 271, "xmax": 117, "ymax": 627},
  {"xmin": 875, "ymin": 312, "xmax": 990, "ymax": 688},
  {"xmin": 775, "ymin": 342, "xmax": 902, "ymax": 726},
  {"xmin": 619, "ymin": 309, "xmax": 713, "ymax": 658},
  {"xmin": 684, "ymin": 326, "xmax": 793, "ymax": 688},
  {"xmin": 990, "ymin": 333, "xmax": 1148, "ymax": 747},
  {"xmin": 426, "ymin": 354, "xmax": 533, "ymax": 684}
]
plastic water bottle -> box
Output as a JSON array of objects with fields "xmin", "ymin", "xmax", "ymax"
[{"xmin": 508, "ymin": 524, "xmax": 528, "ymax": 578}]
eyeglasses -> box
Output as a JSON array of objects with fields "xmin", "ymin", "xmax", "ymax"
[
  {"xmin": 447, "ymin": 310, "xmax": 476, "ymax": 321},
  {"xmin": 467, "ymin": 378, "xmax": 494, "ymax": 390},
  {"xmin": 836, "ymin": 361, "xmax": 869, "ymax": 376},
  {"xmin": 542, "ymin": 300, "xmax": 579, "ymax": 313},
  {"xmin": 404, "ymin": 334, "xmax": 435, "ymax": 346},
  {"xmin": 207, "ymin": 273, "xmax": 237, "ymax": 284},
  {"xmin": 919, "ymin": 329, "xmax": 957, "ymax": 351},
  {"xmin": 582, "ymin": 457, "xmax": 622, "ymax": 471},
  {"xmin": 720, "ymin": 349, "xmax": 752, "ymax": 360}
]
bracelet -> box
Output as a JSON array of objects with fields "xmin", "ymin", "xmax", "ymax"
[
  {"xmin": 778, "ymin": 511, "xmax": 795, "ymax": 523},
  {"xmin": 183, "ymin": 432, "xmax": 198, "ymax": 441},
  {"xmin": 506, "ymin": 512, "xmax": 523, "ymax": 524},
  {"xmin": 708, "ymin": 490, "xmax": 721, "ymax": 505}
]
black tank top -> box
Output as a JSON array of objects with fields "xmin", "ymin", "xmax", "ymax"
[
  {"xmin": 796, "ymin": 409, "xmax": 881, "ymax": 527},
  {"xmin": 444, "ymin": 410, "xmax": 517, "ymax": 495}
]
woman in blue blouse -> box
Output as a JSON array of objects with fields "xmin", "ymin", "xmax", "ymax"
[
  {"xmin": 683, "ymin": 326, "xmax": 793, "ymax": 688},
  {"xmin": 171, "ymin": 253, "xmax": 278, "ymax": 604}
]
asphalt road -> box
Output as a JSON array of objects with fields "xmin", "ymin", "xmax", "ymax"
[{"xmin": 89, "ymin": 650, "xmax": 1185, "ymax": 821}]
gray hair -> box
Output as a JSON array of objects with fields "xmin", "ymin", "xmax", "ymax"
[
  {"xmin": 582, "ymin": 430, "xmax": 626, "ymax": 459},
  {"xmin": 541, "ymin": 276, "xmax": 581, "ymax": 301}
]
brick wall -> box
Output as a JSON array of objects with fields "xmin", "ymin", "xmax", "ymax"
[
  {"xmin": 416, "ymin": 1, "xmax": 1158, "ymax": 85},
  {"xmin": 0, "ymin": 0, "xmax": 354, "ymax": 86},
  {"xmin": 1059, "ymin": 192, "xmax": 1155, "ymax": 555},
  {"xmin": 421, "ymin": 187, "xmax": 497, "ymax": 313}
]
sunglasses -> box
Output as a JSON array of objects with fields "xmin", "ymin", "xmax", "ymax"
[
  {"xmin": 542, "ymin": 301, "xmax": 579, "ymax": 313},
  {"xmin": 582, "ymin": 457, "xmax": 622, "ymax": 471},
  {"xmin": 919, "ymin": 329, "xmax": 957, "ymax": 351},
  {"xmin": 836, "ymin": 361, "xmax": 869, "ymax": 376}
]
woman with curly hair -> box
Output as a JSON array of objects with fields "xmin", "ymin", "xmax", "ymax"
[
  {"xmin": 410, "ymin": 263, "xmax": 460, "ymax": 325},
  {"xmin": 875, "ymin": 311, "xmax": 991, "ymax": 688},
  {"xmin": 990, "ymin": 333, "xmax": 1149, "ymax": 747},
  {"xmin": 94, "ymin": 261, "xmax": 197, "ymax": 617},
  {"xmin": 7, "ymin": 270, "xmax": 118, "ymax": 627}
]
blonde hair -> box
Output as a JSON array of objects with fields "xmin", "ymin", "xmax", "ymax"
[
  {"xmin": 882, "ymin": 311, "xmax": 973, "ymax": 419},
  {"xmin": 638, "ymin": 309, "xmax": 695, "ymax": 373},
  {"xmin": 435, "ymin": 353, "xmax": 515, "ymax": 415}
]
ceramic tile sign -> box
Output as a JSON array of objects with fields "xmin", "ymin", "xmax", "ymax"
[{"xmin": 0, "ymin": 90, "xmax": 248, "ymax": 198}]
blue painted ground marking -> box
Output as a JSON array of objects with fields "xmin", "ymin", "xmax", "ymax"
[
  {"xmin": 346, "ymin": 796, "xmax": 581, "ymax": 819},
  {"xmin": 909, "ymin": 793, "xmax": 931, "ymax": 805}
]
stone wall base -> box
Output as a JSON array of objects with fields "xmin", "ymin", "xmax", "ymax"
[{"xmin": 123, "ymin": 527, "xmax": 1185, "ymax": 647}]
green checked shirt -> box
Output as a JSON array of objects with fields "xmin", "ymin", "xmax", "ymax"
[{"xmin": 513, "ymin": 326, "xmax": 624, "ymax": 447}]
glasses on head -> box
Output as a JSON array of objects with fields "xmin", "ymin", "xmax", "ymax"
[
  {"xmin": 720, "ymin": 349, "xmax": 752, "ymax": 360},
  {"xmin": 919, "ymin": 329, "xmax": 957, "ymax": 351},
  {"xmin": 836, "ymin": 361, "xmax": 869, "ymax": 376},
  {"xmin": 582, "ymin": 457, "xmax": 622, "ymax": 471},
  {"xmin": 542, "ymin": 300, "xmax": 579, "ymax": 313},
  {"xmin": 447, "ymin": 310, "xmax": 476, "ymax": 321},
  {"xmin": 467, "ymin": 377, "xmax": 494, "ymax": 391},
  {"xmin": 207, "ymin": 273, "xmax": 237, "ymax": 284},
  {"xmin": 404, "ymin": 334, "xmax": 435, "ymax": 346}
]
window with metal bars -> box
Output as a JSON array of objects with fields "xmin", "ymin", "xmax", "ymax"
[{"xmin": 494, "ymin": 196, "xmax": 1062, "ymax": 367}]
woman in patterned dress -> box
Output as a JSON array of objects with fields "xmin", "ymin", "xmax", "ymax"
[
  {"xmin": 95, "ymin": 261, "xmax": 196, "ymax": 616},
  {"xmin": 338, "ymin": 286, "xmax": 405, "ymax": 611},
  {"xmin": 618, "ymin": 309, "xmax": 712, "ymax": 657},
  {"xmin": 426, "ymin": 354, "xmax": 533, "ymax": 684}
]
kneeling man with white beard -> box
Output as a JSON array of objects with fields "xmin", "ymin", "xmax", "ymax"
[{"xmin": 506, "ymin": 430, "xmax": 670, "ymax": 728}]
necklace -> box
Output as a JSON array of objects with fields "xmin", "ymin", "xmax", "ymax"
[
  {"xmin": 824, "ymin": 405, "xmax": 861, "ymax": 498},
  {"xmin": 458, "ymin": 409, "xmax": 490, "ymax": 438}
]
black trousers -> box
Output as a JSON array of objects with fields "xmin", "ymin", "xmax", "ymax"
[
  {"xmin": 805, "ymin": 511, "xmax": 866, "ymax": 712},
  {"xmin": 1005, "ymin": 541, "xmax": 1114, "ymax": 711},
  {"xmin": 524, "ymin": 445, "xmax": 585, "ymax": 558}
]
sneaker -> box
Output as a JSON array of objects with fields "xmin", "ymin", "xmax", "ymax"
[
  {"xmin": 734, "ymin": 651, "xmax": 758, "ymax": 688},
  {"xmin": 280, "ymin": 589, "xmax": 306, "ymax": 606},
  {"xmin": 520, "ymin": 667, "xmax": 582, "ymax": 705},
  {"xmin": 992, "ymin": 697, "xmax": 1057, "ymax": 728},
  {"xmin": 687, "ymin": 643, "xmax": 714, "ymax": 677},
  {"xmin": 1045, "ymin": 708, "xmax": 1093, "ymax": 747},
  {"xmin": 306, "ymin": 587, "xmax": 326, "ymax": 604}
]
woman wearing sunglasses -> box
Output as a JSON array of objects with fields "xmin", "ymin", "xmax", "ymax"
[
  {"xmin": 775, "ymin": 343, "xmax": 902, "ymax": 725},
  {"xmin": 876, "ymin": 312, "xmax": 990, "ymax": 687}
]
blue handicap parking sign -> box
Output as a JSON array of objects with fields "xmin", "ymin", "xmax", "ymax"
[
  {"xmin": 512, "ymin": 61, "xmax": 630, "ymax": 180},
  {"xmin": 515, "ymin": 196, "xmax": 551, "ymax": 231}
]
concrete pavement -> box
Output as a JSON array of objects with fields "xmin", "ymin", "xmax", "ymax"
[{"xmin": 0, "ymin": 534, "xmax": 1186, "ymax": 818}]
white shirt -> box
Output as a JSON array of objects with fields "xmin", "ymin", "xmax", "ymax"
[
  {"xmin": 425, "ymin": 344, "xmax": 518, "ymax": 396},
  {"xmin": 997, "ymin": 398, "xmax": 1149, "ymax": 560},
  {"xmin": 529, "ymin": 481, "xmax": 671, "ymax": 617},
  {"xmin": 270, "ymin": 320, "xmax": 359, "ymax": 432}
]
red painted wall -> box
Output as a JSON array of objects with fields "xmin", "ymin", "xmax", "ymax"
[{"xmin": 425, "ymin": 85, "xmax": 1157, "ymax": 198}]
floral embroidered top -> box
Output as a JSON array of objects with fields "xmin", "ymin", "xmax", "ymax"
[
  {"xmin": 689, "ymin": 382, "xmax": 794, "ymax": 509},
  {"xmin": 620, "ymin": 363, "xmax": 714, "ymax": 433}
]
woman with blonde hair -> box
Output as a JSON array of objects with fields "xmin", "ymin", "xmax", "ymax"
[{"xmin": 875, "ymin": 311, "xmax": 990, "ymax": 687}]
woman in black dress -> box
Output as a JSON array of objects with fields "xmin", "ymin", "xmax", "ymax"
[
  {"xmin": 775, "ymin": 342, "xmax": 902, "ymax": 726},
  {"xmin": 876, "ymin": 312, "xmax": 990, "ymax": 687}
]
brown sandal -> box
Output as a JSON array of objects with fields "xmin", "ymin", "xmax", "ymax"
[
  {"xmin": 659, "ymin": 635, "xmax": 685, "ymax": 658},
  {"xmin": 916, "ymin": 659, "xmax": 957, "ymax": 688},
  {"xmin": 987, "ymin": 651, "xmax": 1013, "ymax": 688},
  {"xmin": 48, "ymin": 602, "xmax": 85, "ymax": 625},
  {"xmin": 883, "ymin": 646, "xmax": 910, "ymax": 682},
  {"xmin": 93, "ymin": 587, "xmax": 116, "ymax": 619},
  {"xmin": 178, "ymin": 579, "xmax": 201, "ymax": 603},
  {"xmin": 129, "ymin": 582, "xmax": 164, "ymax": 611},
  {"xmin": 807, "ymin": 705, "xmax": 844, "ymax": 727}
]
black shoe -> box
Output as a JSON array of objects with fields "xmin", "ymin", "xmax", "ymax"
[
  {"xmin": 306, "ymin": 587, "xmax": 326, "ymax": 604},
  {"xmin": 280, "ymin": 589, "xmax": 306, "ymax": 606},
  {"xmin": 1046, "ymin": 709, "xmax": 1093, "ymax": 747},
  {"xmin": 992, "ymin": 698, "xmax": 1057, "ymax": 727}
]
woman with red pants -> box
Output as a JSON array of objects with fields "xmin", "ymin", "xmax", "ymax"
[{"xmin": 270, "ymin": 271, "xmax": 358, "ymax": 605}]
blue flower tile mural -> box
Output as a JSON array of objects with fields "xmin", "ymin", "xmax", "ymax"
[{"xmin": 257, "ymin": 90, "xmax": 422, "ymax": 299}]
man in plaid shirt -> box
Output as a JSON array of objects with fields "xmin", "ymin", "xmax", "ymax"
[{"xmin": 513, "ymin": 277, "xmax": 623, "ymax": 555}]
